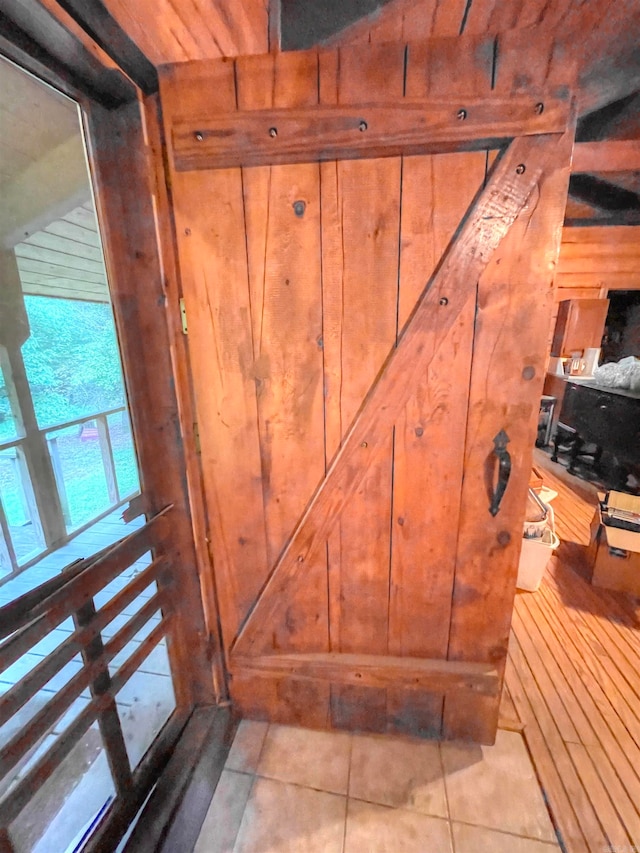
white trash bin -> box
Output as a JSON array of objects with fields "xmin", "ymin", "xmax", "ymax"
[
  {"xmin": 517, "ymin": 525, "xmax": 560, "ymax": 592},
  {"xmin": 517, "ymin": 499, "xmax": 559, "ymax": 592}
]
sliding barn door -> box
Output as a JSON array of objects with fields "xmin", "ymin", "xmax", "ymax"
[{"xmin": 160, "ymin": 32, "xmax": 574, "ymax": 742}]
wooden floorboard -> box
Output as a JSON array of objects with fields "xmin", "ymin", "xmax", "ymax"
[{"xmin": 506, "ymin": 460, "xmax": 640, "ymax": 853}]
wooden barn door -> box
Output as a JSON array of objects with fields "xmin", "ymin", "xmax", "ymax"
[{"xmin": 159, "ymin": 32, "xmax": 574, "ymax": 742}]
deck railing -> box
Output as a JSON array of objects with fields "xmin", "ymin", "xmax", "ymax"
[
  {"xmin": 0, "ymin": 505, "xmax": 186, "ymax": 852},
  {"xmin": 0, "ymin": 404, "xmax": 137, "ymax": 581}
]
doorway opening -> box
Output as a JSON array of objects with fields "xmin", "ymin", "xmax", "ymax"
[{"xmin": 0, "ymin": 54, "xmax": 177, "ymax": 853}]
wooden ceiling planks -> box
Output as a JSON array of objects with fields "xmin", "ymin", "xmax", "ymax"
[
  {"xmin": 324, "ymin": 0, "xmax": 468, "ymax": 44},
  {"xmin": 329, "ymin": 0, "xmax": 640, "ymax": 118},
  {"xmin": 101, "ymin": 0, "xmax": 269, "ymax": 63},
  {"xmin": 0, "ymin": 54, "xmax": 78, "ymax": 195},
  {"xmin": 14, "ymin": 202, "xmax": 110, "ymax": 303}
]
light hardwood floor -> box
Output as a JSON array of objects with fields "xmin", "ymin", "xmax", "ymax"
[{"xmin": 506, "ymin": 450, "xmax": 640, "ymax": 853}]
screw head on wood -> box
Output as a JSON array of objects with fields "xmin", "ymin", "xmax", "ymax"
[
  {"xmin": 359, "ymin": 120, "xmax": 368, "ymax": 132},
  {"xmin": 297, "ymin": 555, "xmax": 304, "ymax": 563},
  {"xmin": 194, "ymin": 131, "xmax": 204, "ymax": 141},
  {"xmin": 269, "ymin": 127, "xmax": 278, "ymax": 137},
  {"xmin": 535, "ymin": 102, "xmax": 544, "ymax": 115},
  {"xmin": 439, "ymin": 297, "xmax": 449, "ymax": 306},
  {"xmin": 184, "ymin": 228, "xmax": 191, "ymax": 236},
  {"xmin": 516, "ymin": 163, "xmax": 526, "ymax": 175},
  {"xmin": 522, "ymin": 365, "xmax": 536, "ymax": 380},
  {"xmin": 293, "ymin": 200, "xmax": 306, "ymax": 217},
  {"xmin": 497, "ymin": 530, "xmax": 511, "ymax": 547},
  {"xmin": 361, "ymin": 441, "xmax": 368, "ymax": 448},
  {"xmin": 457, "ymin": 108, "xmax": 467, "ymax": 120}
]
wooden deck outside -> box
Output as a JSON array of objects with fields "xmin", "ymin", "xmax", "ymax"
[{"xmin": 505, "ymin": 450, "xmax": 640, "ymax": 853}]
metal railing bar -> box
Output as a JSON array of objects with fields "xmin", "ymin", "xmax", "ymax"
[
  {"xmin": 37, "ymin": 405, "xmax": 126, "ymax": 436},
  {"xmin": 0, "ymin": 557, "xmax": 166, "ymax": 676},
  {"xmin": 0, "ymin": 594, "xmax": 168, "ymax": 780},
  {"xmin": 0, "ymin": 499, "xmax": 18, "ymax": 576},
  {"xmin": 0, "ymin": 505, "xmax": 172, "ymax": 638},
  {"xmin": 2, "ymin": 494, "xmax": 135, "ymax": 582},
  {"xmin": 0, "ymin": 436, "xmax": 25, "ymax": 452},
  {"xmin": 96, "ymin": 414, "xmax": 119, "ymax": 505},
  {"xmin": 0, "ymin": 618, "xmax": 171, "ymax": 826}
]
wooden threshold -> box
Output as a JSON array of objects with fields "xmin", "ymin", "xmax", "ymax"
[
  {"xmin": 506, "ymin": 554, "xmax": 640, "ymax": 853},
  {"xmin": 124, "ymin": 706, "xmax": 237, "ymax": 853}
]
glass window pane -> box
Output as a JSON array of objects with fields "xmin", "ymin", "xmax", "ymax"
[
  {"xmin": 22, "ymin": 296, "xmax": 125, "ymax": 430},
  {"xmin": 0, "ymin": 446, "xmax": 44, "ymax": 564},
  {"xmin": 0, "ymin": 525, "xmax": 12, "ymax": 578},
  {"xmin": 107, "ymin": 411, "xmax": 140, "ymax": 499},
  {"xmin": 8, "ymin": 722, "xmax": 115, "ymax": 853},
  {"xmin": 46, "ymin": 425, "xmax": 111, "ymax": 532},
  {"xmin": 0, "ymin": 350, "xmax": 21, "ymax": 444},
  {"xmin": 115, "ymin": 639, "xmax": 175, "ymax": 770}
]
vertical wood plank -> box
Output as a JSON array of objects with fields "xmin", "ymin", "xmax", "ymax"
[
  {"xmin": 320, "ymin": 41, "xmax": 405, "ymax": 732},
  {"xmin": 443, "ymin": 29, "xmax": 574, "ymax": 742},
  {"xmin": 142, "ymin": 93, "xmax": 227, "ymax": 701},
  {"xmin": 87, "ymin": 99, "xmax": 214, "ymax": 708},
  {"xmin": 387, "ymin": 35, "xmax": 492, "ymax": 737},
  {"xmin": 330, "ymin": 0, "xmax": 468, "ymax": 46},
  {"xmin": 236, "ymin": 51, "xmax": 325, "ymax": 575},
  {"xmin": 101, "ymin": 0, "xmax": 269, "ymax": 64},
  {"xmin": 236, "ymin": 58, "xmax": 327, "ymax": 645},
  {"xmin": 233, "ymin": 50, "xmax": 331, "ymax": 721},
  {"xmin": 159, "ymin": 60, "xmax": 269, "ymax": 648}
]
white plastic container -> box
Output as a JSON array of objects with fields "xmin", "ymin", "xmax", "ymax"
[{"xmin": 517, "ymin": 528, "xmax": 560, "ymax": 591}]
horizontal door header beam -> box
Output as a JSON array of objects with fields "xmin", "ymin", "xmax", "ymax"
[
  {"xmin": 230, "ymin": 653, "xmax": 500, "ymax": 696},
  {"xmin": 171, "ymin": 93, "xmax": 570, "ymax": 171},
  {"xmin": 0, "ymin": 2, "xmax": 135, "ymax": 107},
  {"xmin": 53, "ymin": 0, "xmax": 158, "ymax": 95}
]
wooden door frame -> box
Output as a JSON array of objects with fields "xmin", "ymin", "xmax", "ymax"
[
  {"xmin": 0, "ymin": 2, "xmax": 219, "ymax": 709},
  {"xmin": 0, "ymin": 6, "xmax": 224, "ymax": 849}
]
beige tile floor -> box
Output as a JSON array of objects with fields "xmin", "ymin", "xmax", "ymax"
[{"xmin": 195, "ymin": 721, "xmax": 561, "ymax": 853}]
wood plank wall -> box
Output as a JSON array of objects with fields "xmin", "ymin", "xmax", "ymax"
[
  {"xmin": 547, "ymin": 224, "xmax": 640, "ymax": 355},
  {"xmin": 101, "ymin": 0, "xmax": 269, "ymax": 63},
  {"xmin": 556, "ymin": 225, "xmax": 640, "ymax": 301}
]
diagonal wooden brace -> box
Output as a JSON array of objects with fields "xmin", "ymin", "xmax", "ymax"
[{"xmin": 232, "ymin": 132, "xmax": 563, "ymax": 658}]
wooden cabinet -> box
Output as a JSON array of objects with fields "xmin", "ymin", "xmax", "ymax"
[{"xmin": 551, "ymin": 298, "xmax": 609, "ymax": 356}]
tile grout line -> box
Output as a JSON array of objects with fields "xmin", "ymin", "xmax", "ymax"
[
  {"xmin": 229, "ymin": 721, "xmax": 270, "ymax": 853},
  {"xmin": 341, "ymin": 733, "xmax": 353, "ymax": 853},
  {"xmin": 437, "ymin": 740, "xmax": 456, "ymax": 853},
  {"xmin": 449, "ymin": 818, "xmax": 563, "ymax": 848},
  {"xmin": 230, "ymin": 772, "xmax": 259, "ymax": 853}
]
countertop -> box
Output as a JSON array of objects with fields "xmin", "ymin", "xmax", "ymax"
[{"xmin": 549, "ymin": 373, "xmax": 640, "ymax": 401}]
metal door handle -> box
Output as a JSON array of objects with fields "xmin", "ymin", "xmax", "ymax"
[{"xmin": 489, "ymin": 429, "xmax": 511, "ymax": 517}]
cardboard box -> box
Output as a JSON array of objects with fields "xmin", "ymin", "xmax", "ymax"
[{"xmin": 592, "ymin": 516, "xmax": 640, "ymax": 595}]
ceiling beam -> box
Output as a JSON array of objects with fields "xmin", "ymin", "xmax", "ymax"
[
  {"xmin": 0, "ymin": 0, "xmax": 135, "ymax": 107},
  {"xmin": 572, "ymin": 140, "xmax": 640, "ymax": 174},
  {"xmin": 52, "ymin": 0, "xmax": 158, "ymax": 94},
  {"xmin": 555, "ymin": 0, "xmax": 640, "ymax": 118},
  {"xmin": 576, "ymin": 91, "xmax": 640, "ymax": 142},
  {"xmin": 568, "ymin": 173, "xmax": 640, "ymax": 214}
]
